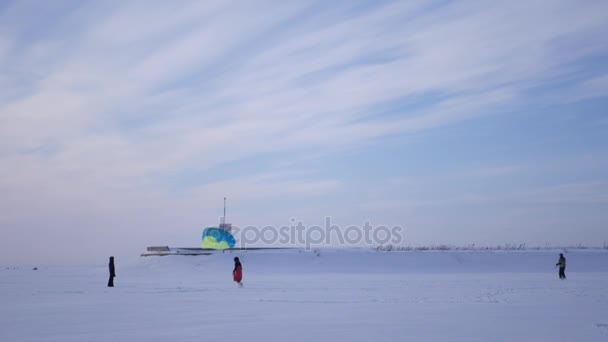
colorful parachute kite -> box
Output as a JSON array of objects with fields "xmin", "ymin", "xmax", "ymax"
[{"xmin": 202, "ymin": 227, "xmax": 236, "ymax": 249}]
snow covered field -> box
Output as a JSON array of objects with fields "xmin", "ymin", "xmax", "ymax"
[{"xmin": 2, "ymin": 249, "xmax": 608, "ymax": 341}]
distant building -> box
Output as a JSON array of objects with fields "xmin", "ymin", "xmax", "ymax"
[{"xmin": 146, "ymin": 246, "xmax": 170, "ymax": 252}]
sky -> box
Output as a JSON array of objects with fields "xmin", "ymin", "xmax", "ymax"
[{"xmin": 1, "ymin": 0, "xmax": 607, "ymax": 265}]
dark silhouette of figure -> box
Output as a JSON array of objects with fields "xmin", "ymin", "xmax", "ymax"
[
  {"xmin": 555, "ymin": 253, "xmax": 566, "ymax": 279},
  {"xmin": 233, "ymin": 257, "xmax": 243, "ymax": 287},
  {"xmin": 108, "ymin": 256, "xmax": 116, "ymax": 287}
]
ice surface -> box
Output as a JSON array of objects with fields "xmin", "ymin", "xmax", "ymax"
[{"xmin": 2, "ymin": 249, "xmax": 608, "ymax": 341}]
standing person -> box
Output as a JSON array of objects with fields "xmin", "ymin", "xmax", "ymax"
[
  {"xmin": 555, "ymin": 253, "xmax": 566, "ymax": 279},
  {"xmin": 233, "ymin": 257, "xmax": 243, "ymax": 287},
  {"xmin": 108, "ymin": 256, "xmax": 116, "ymax": 287}
]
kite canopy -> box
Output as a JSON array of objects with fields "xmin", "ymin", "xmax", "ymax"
[{"xmin": 202, "ymin": 227, "xmax": 236, "ymax": 249}]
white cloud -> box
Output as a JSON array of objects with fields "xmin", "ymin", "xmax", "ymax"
[
  {"xmin": 1, "ymin": 0, "xmax": 607, "ymax": 263},
  {"xmin": 573, "ymin": 73, "xmax": 608, "ymax": 100}
]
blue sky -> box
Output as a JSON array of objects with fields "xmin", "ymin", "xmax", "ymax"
[{"xmin": 1, "ymin": 0, "xmax": 607, "ymax": 264}]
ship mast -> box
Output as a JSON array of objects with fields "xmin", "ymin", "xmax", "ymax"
[{"xmin": 220, "ymin": 197, "xmax": 231, "ymax": 232}]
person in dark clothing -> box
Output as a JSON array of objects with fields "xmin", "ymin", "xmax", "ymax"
[
  {"xmin": 108, "ymin": 256, "xmax": 116, "ymax": 287},
  {"xmin": 555, "ymin": 253, "xmax": 566, "ymax": 279},
  {"xmin": 233, "ymin": 257, "xmax": 243, "ymax": 287}
]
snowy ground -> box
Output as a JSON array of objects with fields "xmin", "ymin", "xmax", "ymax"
[{"xmin": 2, "ymin": 249, "xmax": 608, "ymax": 341}]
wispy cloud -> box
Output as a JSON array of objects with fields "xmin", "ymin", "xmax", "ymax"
[
  {"xmin": 572, "ymin": 73, "xmax": 608, "ymax": 100},
  {"xmin": 1, "ymin": 0, "xmax": 607, "ymax": 263}
]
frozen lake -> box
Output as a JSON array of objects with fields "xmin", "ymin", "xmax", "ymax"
[{"xmin": 2, "ymin": 249, "xmax": 608, "ymax": 341}]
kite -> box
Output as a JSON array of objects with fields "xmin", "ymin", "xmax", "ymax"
[{"xmin": 202, "ymin": 227, "xmax": 236, "ymax": 249}]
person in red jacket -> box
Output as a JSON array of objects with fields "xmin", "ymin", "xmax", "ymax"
[{"xmin": 233, "ymin": 257, "xmax": 243, "ymax": 287}]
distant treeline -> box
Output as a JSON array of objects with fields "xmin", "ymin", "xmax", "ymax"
[{"xmin": 376, "ymin": 242, "xmax": 608, "ymax": 252}]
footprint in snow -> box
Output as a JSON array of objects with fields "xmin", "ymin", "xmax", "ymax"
[{"xmin": 595, "ymin": 323, "xmax": 608, "ymax": 334}]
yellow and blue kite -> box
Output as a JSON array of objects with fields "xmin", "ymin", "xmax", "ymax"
[{"xmin": 202, "ymin": 227, "xmax": 236, "ymax": 249}]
